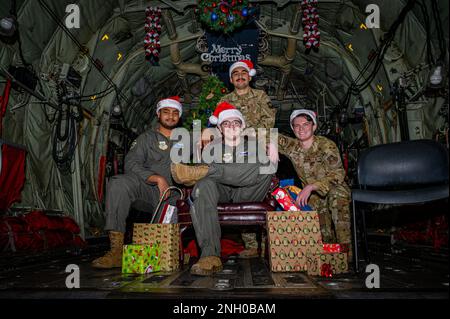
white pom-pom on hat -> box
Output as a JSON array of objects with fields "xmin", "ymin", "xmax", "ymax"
[
  {"xmin": 229, "ymin": 59, "xmax": 257, "ymax": 78},
  {"xmin": 209, "ymin": 115, "xmax": 218, "ymax": 125},
  {"xmin": 209, "ymin": 102, "xmax": 245, "ymax": 127}
]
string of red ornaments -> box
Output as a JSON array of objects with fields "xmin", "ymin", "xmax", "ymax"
[
  {"xmin": 301, "ymin": 0, "xmax": 320, "ymax": 54},
  {"xmin": 144, "ymin": 7, "xmax": 162, "ymax": 65}
]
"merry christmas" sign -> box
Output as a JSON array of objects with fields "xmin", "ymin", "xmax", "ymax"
[
  {"xmin": 203, "ymin": 23, "xmax": 259, "ymax": 88},
  {"xmin": 200, "ymin": 44, "xmax": 251, "ymax": 63}
]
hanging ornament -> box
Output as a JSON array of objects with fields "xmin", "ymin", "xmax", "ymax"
[
  {"xmin": 301, "ymin": 0, "xmax": 320, "ymax": 54},
  {"xmin": 241, "ymin": 7, "xmax": 248, "ymax": 17},
  {"xmin": 221, "ymin": 88, "xmax": 227, "ymax": 94},
  {"xmin": 206, "ymin": 91, "xmax": 215, "ymax": 100},
  {"xmin": 227, "ymin": 14, "xmax": 235, "ymax": 22},
  {"xmin": 212, "ymin": 2, "xmax": 217, "ymax": 7},
  {"xmin": 220, "ymin": 4, "xmax": 229, "ymax": 14},
  {"xmin": 144, "ymin": 6, "xmax": 162, "ymax": 65},
  {"xmin": 211, "ymin": 12, "xmax": 218, "ymax": 21}
]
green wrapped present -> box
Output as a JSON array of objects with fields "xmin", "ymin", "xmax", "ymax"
[{"xmin": 122, "ymin": 244, "xmax": 161, "ymax": 274}]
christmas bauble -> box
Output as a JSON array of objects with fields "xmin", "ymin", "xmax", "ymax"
[
  {"xmin": 211, "ymin": 12, "xmax": 218, "ymax": 21},
  {"xmin": 220, "ymin": 4, "xmax": 229, "ymax": 14},
  {"xmin": 241, "ymin": 8, "xmax": 248, "ymax": 16}
]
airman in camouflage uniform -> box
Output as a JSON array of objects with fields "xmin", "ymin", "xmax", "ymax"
[
  {"xmin": 219, "ymin": 88, "xmax": 276, "ymax": 132},
  {"xmin": 278, "ymin": 109, "xmax": 352, "ymax": 257}
]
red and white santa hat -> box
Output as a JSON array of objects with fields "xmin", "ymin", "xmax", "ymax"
[
  {"xmin": 229, "ymin": 59, "xmax": 257, "ymax": 78},
  {"xmin": 156, "ymin": 96, "xmax": 182, "ymax": 115},
  {"xmin": 209, "ymin": 101, "xmax": 245, "ymax": 127},
  {"xmin": 290, "ymin": 109, "xmax": 317, "ymax": 129}
]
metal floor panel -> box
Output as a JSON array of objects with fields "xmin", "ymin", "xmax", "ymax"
[{"xmin": 0, "ymin": 243, "xmax": 448, "ymax": 299}]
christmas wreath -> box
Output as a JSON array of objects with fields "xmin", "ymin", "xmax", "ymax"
[{"xmin": 197, "ymin": 0, "xmax": 252, "ymax": 34}]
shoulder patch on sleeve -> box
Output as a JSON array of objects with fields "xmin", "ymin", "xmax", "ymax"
[
  {"xmin": 279, "ymin": 135, "xmax": 288, "ymax": 147},
  {"xmin": 130, "ymin": 140, "xmax": 137, "ymax": 150}
]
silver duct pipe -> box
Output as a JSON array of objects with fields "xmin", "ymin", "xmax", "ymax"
[
  {"xmin": 289, "ymin": 3, "xmax": 303, "ymax": 34},
  {"xmin": 259, "ymin": 4, "xmax": 302, "ymax": 100},
  {"xmin": 162, "ymin": 9, "xmax": 209, "ymax": 102}
]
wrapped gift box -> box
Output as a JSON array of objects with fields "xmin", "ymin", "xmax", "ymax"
[
  {"xmin": 284, "ymin": 185, "xmax": 302, "ymax": 199},
  {"xmin": 271, "ymin": 188, "xmax": 300, "ymax": 211},
  {"xmin": 267, "ymin": 211, "xmax": 323, "ymax": 272},
  {"xmin": 270, "ymin": 258, "xmax": 308, "ymax": 272},
  {"xmin": 272, "ymin": 187, "xmax": 313, "ymax": 211},
  {"xmin": 306, "ymin": 252, "xmax": 348, "ymax": 276},
  {"xmin": 158, "ymin": 204, "xmax": 178, "ymax": 224},
  {"xmin": 122, "ymin": 244, "xmax": 161, "ymax": 274},
  {"xmin": 133, "ymin": 223, "xmax": 180, "ymax": 272},
  {"xmin": 297, "ymin": 235, "xmax": 323, "ymax": 257}
]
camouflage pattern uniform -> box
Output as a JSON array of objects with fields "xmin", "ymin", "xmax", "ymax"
[
  {"xmin": 219, "ymin": 88, "xmax": 276, "ymax": 252},
  {"xmin": 219, "ymin": 87, "xmax": 276, "ymax": 134},
  {"xmin": 278, "ymin": 134, "xmax": 352, "ymax": 246}
]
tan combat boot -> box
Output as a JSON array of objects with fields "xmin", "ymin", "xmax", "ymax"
[
  {"xmin": 92, "ymin": 231, "xmax": 124, "ymax": 269},
  {"xmin": 171, "ymin": 163, "xmax": 209, "ymax": 187},
  {"xmin": 190, "ymin": 256, "xmax": 223, "ymax": 276}
]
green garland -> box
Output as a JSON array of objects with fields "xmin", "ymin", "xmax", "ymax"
[
  {"xmin": 184, "ymin": 76, "xmax": 228, "ymax": 130},
  {"xmin": 197, "ymin": 0, "xmax": 250, "ymax": 34}
]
